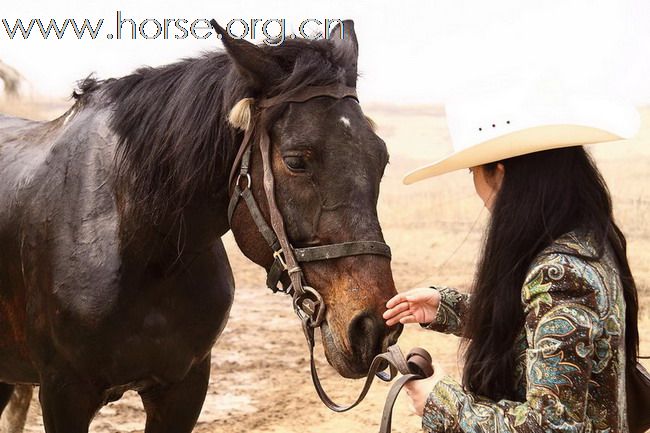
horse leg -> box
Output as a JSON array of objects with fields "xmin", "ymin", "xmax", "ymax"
[
  {"xmin": 0, "ymin": 383, "xmax": 14, "ymax": 414},
  {"xmin": 139, "ymin": 355, "xmax": 211, "ymax": 433},
  {"xmin": 39, "ymin": 376, "xmax": 103, "ymax": 433},
  {"xmin": 1, "ymin": 384, "xmax": 33, "ymax": 433}
]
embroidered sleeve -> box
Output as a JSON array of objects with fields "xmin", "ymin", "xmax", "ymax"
[
  {"xmin": 422, "ymin": 286, "xmax": 470, "ymax": 336},
  {"xmin": 422, "ymin": 255, "xmax": 602, "ymax": 433}
]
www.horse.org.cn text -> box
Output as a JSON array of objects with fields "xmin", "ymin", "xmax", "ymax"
[{"xmin": 0, "ymin": 12, "xmax": 348, "ymax": 45}]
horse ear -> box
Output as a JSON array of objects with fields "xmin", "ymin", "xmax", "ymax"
[
  {"xmin": 328, "ymin": 20, "xmax": 358, "ymax": 86},
  {"xmin": 210, "ymin": 19, "xmax": 283, "ymax": 91}
]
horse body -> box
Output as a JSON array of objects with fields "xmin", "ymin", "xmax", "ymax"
[
  {"xmin": 0, "ymin": 20, "xmax": 400, "ymax": 432},
  {"xmin": 0, "ymin": 105, "xmax": 234, "ymax": 408}
]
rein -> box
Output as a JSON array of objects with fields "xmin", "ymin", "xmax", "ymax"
[{"xmin": 226, "ymin": 83, "xmax": 433, "ymax": 432}]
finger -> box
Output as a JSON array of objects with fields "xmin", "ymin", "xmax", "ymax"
[
  {"xmin": 405, "ymin": 292, "xmax": 433, "ymax": 303},
  {"xmin": 386, "ymin": 310, "xmax": 415, "ymax": 326},
  {"xmin": 399, "ymin": 315, "xmax": 418, "ymax": 324},
  {"xmin": 386, "ymin": 293, "xmax": 407, "ymax": 309},
  {"xmin": 382, "ymin": 302, "xmax": 409, "ymax": 319},
  {"xmin": 383, "ymin": 302, "xmax": 409, "ymax": 318}
]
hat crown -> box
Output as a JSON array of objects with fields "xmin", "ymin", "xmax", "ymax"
[
  {"xmin": 402, "ymin": 74, "xmax": 640, "ymax": 184},
  {"xmin": 445, "ymin": 76, "xmax": 640, "ymax": 154}
]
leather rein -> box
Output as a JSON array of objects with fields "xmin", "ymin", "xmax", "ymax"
[{"xmin": 227, "ymin": 84, "xmax": 433, "ymax": 432}]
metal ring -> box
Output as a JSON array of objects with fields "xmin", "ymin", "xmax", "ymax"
[
  {"xmin": 237, "ymin": 173, "xmax": 251, "ymax": 190},
  {"xmin": 294, "ymin": 286, "xmax": 325, "ymax": 328}
]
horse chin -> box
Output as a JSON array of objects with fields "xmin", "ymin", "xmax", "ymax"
[{"xmin": 320, "ymin": 321, "xmax": 368, "ymax": 379}]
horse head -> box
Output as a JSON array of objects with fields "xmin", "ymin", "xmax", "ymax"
[{"xmin": 220, "ymin": 20, "xmax": 402, "ymax": 378}]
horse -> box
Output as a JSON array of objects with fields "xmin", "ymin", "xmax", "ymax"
[{"xmin": 0, "ymin": 19, "xmax": 401, "ymax": 432}]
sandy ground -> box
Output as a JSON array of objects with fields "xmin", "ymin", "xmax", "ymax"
[{"xmin": 2, "ymin": 100, "xmax": 649, "ymax": 433}]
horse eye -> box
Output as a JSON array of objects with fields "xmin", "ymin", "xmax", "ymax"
[{"xmin": 284, "ymin": 156, "xmax": 307, "ymax": 172}]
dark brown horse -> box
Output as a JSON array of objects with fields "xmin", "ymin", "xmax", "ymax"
[{"xmin": 0, "ymin": 20, "xmax": 400, "ymax": 432}]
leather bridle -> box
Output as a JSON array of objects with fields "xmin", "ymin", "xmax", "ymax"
[
  {"xmin": 227, "ymin": 83, "xmax": 433, "ymax": 432},
  {"xmin": 227, "ymin": 84, "xmax": 392, "ymax": 327}
]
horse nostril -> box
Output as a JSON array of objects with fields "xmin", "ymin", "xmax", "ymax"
[
  {"xmin": 348, "ymin": 312, "xmax": 384, "ymax": 361},
  {"xmin": 384, "ymin": 323, "xmax": 403, "ymax": 348}
]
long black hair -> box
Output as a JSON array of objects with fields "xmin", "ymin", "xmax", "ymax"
[{"xmin": 462, "ymin": 145, "xmax": 639, "ymax": 401}]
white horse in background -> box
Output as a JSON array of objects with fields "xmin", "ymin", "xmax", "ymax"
[{"xmin": 0, "ymin": 385, "xmax": 31, "ymax": 433}]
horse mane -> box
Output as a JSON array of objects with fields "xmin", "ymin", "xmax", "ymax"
[{"xmin": 76, "ymin": 38, "xmax": 352, "ymax": 219}]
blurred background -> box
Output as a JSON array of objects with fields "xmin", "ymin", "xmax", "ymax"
[{"xmin": 1, "ymin": 1, "xmax": 648, "ymax": 432}]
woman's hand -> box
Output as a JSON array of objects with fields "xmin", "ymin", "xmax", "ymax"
[
  {"xmin": 383, "ymin": 288, "xmax": 441, "ymax": 326},
  {"xmin": 403, "ymin": 364, "xmax": 446, "ymax": 416}
]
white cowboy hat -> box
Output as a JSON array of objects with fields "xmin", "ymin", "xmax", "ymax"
[{"xmin": 402, "ymin": 75, "xmax": 641, "ymax": 185}]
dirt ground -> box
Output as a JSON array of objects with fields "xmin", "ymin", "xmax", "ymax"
[{"xmin": 3, "ymin": 101, "xmax": 650, "ymax": 433}]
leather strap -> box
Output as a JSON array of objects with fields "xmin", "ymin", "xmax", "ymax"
[
  {"xmin": 379, "ymin": 374, "xmax": 418, "ymax": 432},
  {"xmin": 240, "ymin": 188, "xmax": 278, "ymax": 249},
  {"xmin": 377, "ymin": 349, "xmax": 434, "ymax": 433},
  {"xmin": 266, "ymin": 260, "xmax": 286, "ymax": 293},
  {"xmin": 230, "ymin": 188, "xmax": 392, "ymax": 292},
  {"xmin": 295, "ymin": 241, "xmax": 391, "ymax": 262},
  {"xmin": 257, "ymin": 126, "xmax": 307, "ymax": 296},
  {"xmin": 228, "ymin": 126, "xmax": 255, "ymax": 194},
  {"xmin": 258, "ymin": 85, "xmax": 358, "ymax": 108},
  {"xmin": 301, "ymin": 318, "xmax": 434, "ymax": 432}
]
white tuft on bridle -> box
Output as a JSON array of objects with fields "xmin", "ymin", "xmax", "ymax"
[{"xmin": 228, "ymin": 98, "xmax": 254, "ymax": 131}]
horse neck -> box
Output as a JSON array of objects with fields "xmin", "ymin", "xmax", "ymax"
[
  {"xmin": 114, "ymin": 120, "xmax": 238, "ymax": 266},
  {"xmin": 104, "ymin": 58, "xmax": 245, "ymax": 261},
  {"xmin": 117, "ymin": 188, "xmax": 232, "ymax": 269}
]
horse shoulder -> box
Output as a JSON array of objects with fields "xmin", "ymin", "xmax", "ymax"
[{"xmin": 20, "ymin": 107, "xmax": 123, "ymax": 328}]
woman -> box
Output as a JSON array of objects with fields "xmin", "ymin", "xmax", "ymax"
[{"xmin": 384, "ymin": 91, "xmax": 643, "ymax": 432}]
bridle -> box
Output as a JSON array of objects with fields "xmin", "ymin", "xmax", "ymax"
[
  {"xmin": 227, "ymin": 83, "xmax": 433, "ymax": 432},
  {"xmin": 227, "ymin": 84, "xmax": 392, "ymax": 327}
]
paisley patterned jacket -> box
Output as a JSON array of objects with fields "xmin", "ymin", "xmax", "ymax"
[{"xmin": 422, "ymin": 230, "xmax": 628, "ymax": 433}]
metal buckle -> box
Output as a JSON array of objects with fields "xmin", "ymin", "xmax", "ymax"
[
  {"xmin": 293, "ymin": 286, "xmax": 325, "ymax": 328},
  {"xmin": 273, "ymin": 248, "xmax": 288, "ymax": 270},
  {"xmin": 237, "ymin": 173, "xmax": 251, "ymax": 190}
]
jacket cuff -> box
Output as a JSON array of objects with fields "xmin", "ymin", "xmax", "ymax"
[{"xmin": 420, "ymin": 286, "xmax": 464, "ymax": 333}]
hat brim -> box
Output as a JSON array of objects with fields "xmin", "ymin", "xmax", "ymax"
[{"xmin": 402, "ymin": 124, "xmax": 624, "ymax": 185}]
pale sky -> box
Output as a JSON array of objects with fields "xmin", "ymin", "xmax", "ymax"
[{"xmin": 1, "ymin": 0, "xmax": 649, "ymax": 104}]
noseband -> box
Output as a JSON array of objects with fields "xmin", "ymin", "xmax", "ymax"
[
  {"xmin": 227, "ymin": 84, "xmax": 432, "ymax": 432},
  {"xmin": 227, "ymin": 84, "xmax": 392, "ymax": 328}
]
